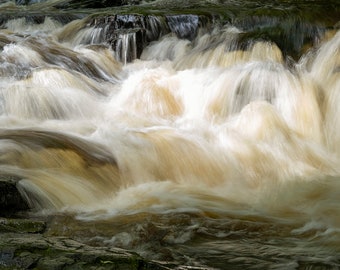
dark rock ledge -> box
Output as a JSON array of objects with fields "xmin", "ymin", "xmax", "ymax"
[
  {"xmin": 0, "ymin": 175, "xmax": 29, "ymax": 217},
  {"xmin": 0, "ymin": 175, "xmax": 183, "ymax": 270},
  {"xmin": 0, "ymin": 232, "xmax": 170, "ymax": 269}
]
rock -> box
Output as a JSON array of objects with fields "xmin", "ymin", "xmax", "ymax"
[
  {"xmin": 15, "ymin": 0, "xmax": 41, "ymax": 4},
  {"xmin": 15, "ymin": 0, "xmax": 141, "ymax": 8},
  {"xmin": 0, "ymin": 218, "xmax": 46, "ymax": 233},
  {"xmin": 0, "ymin": 233, "xmax": 171, "ymax": 269},
  {"xmin": 0, "ymin": 175, "xmax": 29, "ymax": 217},
  {"xmin": 88, "ymin": 14, "xmax": 212, "ymax": 62},
  {"xmin": 88, "ymin": 15, "xmax": 157, "ymax": 63},
  {"xmin": 57, "ymin": 0, "xmax": 129, "ymax": 9},
  {"xmin": 234, "ymin": 16, "xmax": 327, "ymax": 59},
  {"xmin": 110, "ymin": 28, "xmax": 147, "ymax": 63},
  {"xmin": 166, "ymin": 15, "xmax": 201, "ymax": 41},
  {"xmin": 0, "ymin": 14, "xmax": 79, "ymax": 31}
]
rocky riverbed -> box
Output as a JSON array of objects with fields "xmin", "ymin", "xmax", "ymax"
[{"xmin": 0, "ymin": 176, "xmax": 183, "ymax": 270}]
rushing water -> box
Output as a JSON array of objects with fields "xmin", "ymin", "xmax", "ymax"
[{"xmin": 0, "ymin": 0, "xmax": 340, "ymax": 269}]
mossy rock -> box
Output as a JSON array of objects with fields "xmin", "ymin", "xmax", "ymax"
[
  {"xmin": 0, "ymin": 233, "xmax": 171, "ymax": 269},
  {"xmin": 0, "ymin": 218, "xmax": 46, "ymax": 233}
]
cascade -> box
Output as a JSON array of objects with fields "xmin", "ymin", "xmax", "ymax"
[
  {"xmin": 0, "ymin": 0, "xmax": 339, "ymax": 269},
  {"xmin": 85, "ymin": 14, "xmax": 210, "ymax": 62},
  {"xmin": 166, "ymin": 15, "xmax": 200, "ymax": 40}
]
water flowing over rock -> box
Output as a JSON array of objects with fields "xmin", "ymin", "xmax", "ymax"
[
  {"xmin": 166, "ymin": 15, "xmax": 202, "ymax": 40},
  {"xmin": 87, "ymin": 14, "xmax": 210, "ymax": 62},
  {"xmin": 15, "ymin": 0, "xmax": 141, "ymax": 8},
  {"xmin": 0, "ymin": 176, "xmax": 175, "ymax": 269},
  {"xmin": 72, "ymin": 6, "xmax": 337, "ymax": 62},
  {"xmin": 0, "ymin": 0, "xmax": 340, "ymax": 269},
  {"xmin": 1, "ymin": 0, "xmax": 339, "ymax": 62},
  {"xmin": 234, "ymin": 16, "xmax": 326, "ymax": 58},
  {"xmin": 88, "ymin": 15, "xmax": 150, "ymax": 63}
]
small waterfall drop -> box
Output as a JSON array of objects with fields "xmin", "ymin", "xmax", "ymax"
[{"xmin": 0, "ymin": 1, "xmax": 340, "ymax": 268}]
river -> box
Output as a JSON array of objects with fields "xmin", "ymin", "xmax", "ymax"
[{"xmin": 0, "ymin": 0, "xmax": 339, "ymax": 269}]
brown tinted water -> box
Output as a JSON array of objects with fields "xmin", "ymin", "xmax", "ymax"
[{"xmin": 0, "ymin": 0, "xmax": 339, "ymax": 268}]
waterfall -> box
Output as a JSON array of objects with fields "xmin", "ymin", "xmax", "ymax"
[
  {"xmin": 0, "ymin": 0, "xmax": 340, "ymax": 268},
  {"xmin": 0, "ymin": 13, "xmax": 338, "ymax": 214},
  {"xmin": 56, "ymin": 14, "xmax": 209, "ymax": 63}
]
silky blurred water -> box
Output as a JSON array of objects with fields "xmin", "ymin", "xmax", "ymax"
[{"xmin": 0, "ymin": 0, "xmax": 339, "ymax": 268}]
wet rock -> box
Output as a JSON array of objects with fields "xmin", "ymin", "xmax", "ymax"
[
  {"xmin": 0, "ymin": 175, "xmax": 29, "ymax": 217},
  {"xmin": 90, "ymin": 14, "xmax": 211, "ymax": 42},
  {"xmin": 0, "ymin": 233, "xmax": 170, "ymax": 269},
  {"xmin": 57, "ymin": 0, "xmax": 130, "ymax": 9},
  {"xmin": 15, "ymin": 0, "xmax": 141, "ymax": 8},
  {"xmin": 15, "ymin": 0, "xmax": 41, "ymax": 4},
  {"xmin": 0, "ymin": 14, "xmax": 81, "ymax": 27},
  {"xmin": 90, "ymin": 14, "xmax": 161, "ymax": 43},
  {"xmin": 234, "ymin": 15, "xmax": 326, "ymax": 59},
  {"xmin": 88, "ymin": 15, "xmax": 160, "ymax": 63},
  {"xmin": 166, "ymin": 15, "xmax": 201, "ymax": 40},
  {"xmin": 88, "ymin": 14, "xmax": 212, "ymax": 62},
  {"xmin": 0, "ymin": 218, "xmax": 46, "ymax": 233}
]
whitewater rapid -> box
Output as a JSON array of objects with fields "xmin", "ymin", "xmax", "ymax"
[{"xmin": 0, "ymin": 12, "xmax": 340, "ymax": 267}]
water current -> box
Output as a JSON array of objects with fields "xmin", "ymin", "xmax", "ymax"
[{"xmin": 0, "ymin": 0, "xmax": 339, "ymax": 268}]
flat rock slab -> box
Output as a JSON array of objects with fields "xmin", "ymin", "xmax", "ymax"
[
  {"xmin": 0, "ymin": 175, "xmax": 29, "ymax": 216},
  {"xmin": 0, "ymin": 232, "xmax": 171, "ymax": 269},
  {"xmin": 0, "ymin": 217, "xmax": 46, "ymax": 233}
]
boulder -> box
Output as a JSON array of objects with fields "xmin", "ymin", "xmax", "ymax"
[
  {"xmin": 0, "ymin": 232, "xmax": 171, "ymax": 269},
  {"xmin": 0, "ymin": 175, "xmax": 29, "ymax": 217},
  {"xmin": 88, "ymin": 14, "xmax": 212, "ymax": 62}
]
